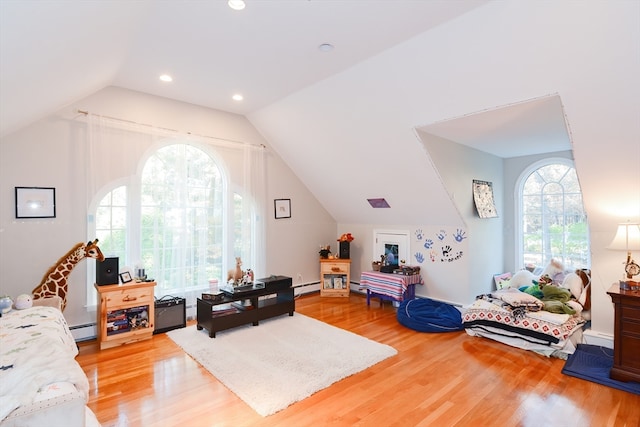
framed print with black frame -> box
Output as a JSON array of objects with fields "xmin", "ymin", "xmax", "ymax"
[
  {"xmin": 15, "ymin": 187, "xmax": 56, "ymax": 219},
  {"xmin": 119, "ymin": 271, "xmax": 133, "ymax": 284},
  {"xmin": 274, "ymin": 198, "xmax": 291, "ymax": 219}
]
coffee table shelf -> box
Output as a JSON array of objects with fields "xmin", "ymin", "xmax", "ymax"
[{"xmin": 196, "ymin": 275, "xmax": 293, "ymax": 337}]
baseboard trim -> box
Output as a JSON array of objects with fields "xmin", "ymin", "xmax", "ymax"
[
  {"xmin": 69, "ymin": 323, "xmax": 97, "ymax": 342},
  {"xmin": 582, "ymin": 329, "xmax": 614, "ymax": 349}
]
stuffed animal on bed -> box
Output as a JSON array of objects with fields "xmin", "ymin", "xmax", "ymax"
[{"xmin": 14, "ymin": 294, "xmax": 33, "ymax": 310}]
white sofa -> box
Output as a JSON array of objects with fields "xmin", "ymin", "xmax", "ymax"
[{"xmin": 0, "ymin": 297, "xmax": 100, "ymax": 427}]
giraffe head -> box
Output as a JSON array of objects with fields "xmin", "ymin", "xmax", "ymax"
[{"xmin": 85, "ymin": 239, "xmax": 105, "ymax": 262}]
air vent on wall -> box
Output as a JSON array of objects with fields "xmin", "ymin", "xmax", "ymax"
[{"xmin": 367, "ymin": 198, "xmax": 390, "ymax": 208}]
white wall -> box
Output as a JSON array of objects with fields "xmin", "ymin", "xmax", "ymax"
[
  {"xmin": 250, "ymin": 1, "xmax": 640, "ymax": 337},
  {"xmin": 0, "ymin": 87, "xmax": 336, "ymax": 328}
]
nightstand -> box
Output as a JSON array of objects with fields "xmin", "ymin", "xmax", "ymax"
[{"xmin": 607, "ymin": 284, "xmax": 640, "ymax": 382}]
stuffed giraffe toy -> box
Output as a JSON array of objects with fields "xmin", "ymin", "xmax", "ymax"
[{"xmin": 32, "ymin": 239, "xmax": 105, "ymax": 311}]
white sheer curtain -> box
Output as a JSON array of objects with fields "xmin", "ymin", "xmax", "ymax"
[{"xmin": 85, "ymin": 114, "xmax": 266, "ymax": 312}]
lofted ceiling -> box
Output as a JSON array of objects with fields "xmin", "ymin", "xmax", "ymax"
[
  {"xmin": 0, "ymin": 0, "xmax": 484, "ymax": 135},
  {"xmin": 0, "ymin": 0, "xmax": 570, "ymax": 158}
]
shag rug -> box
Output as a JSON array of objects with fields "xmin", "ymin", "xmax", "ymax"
[
  {"xmin": 167, "ymin": 314, "xmax": 397, "ymax": 416},
  {"xmin": 562, "ymin": 344, "xmax": 640, "ymax": 395}
]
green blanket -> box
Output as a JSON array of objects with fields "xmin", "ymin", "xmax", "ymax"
[{"xmin": 541, "ymin": 286, "xmax": 575, "ymax": 315}]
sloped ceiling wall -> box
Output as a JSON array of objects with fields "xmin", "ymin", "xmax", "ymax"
[{"xmin": 249, "ymin": 1, "xmax": 640, "ymax": 232}]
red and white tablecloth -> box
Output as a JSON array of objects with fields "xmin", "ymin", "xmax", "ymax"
[{"xmin": 360, "ymin": 271, "xmax": 423, "ymax": 303}]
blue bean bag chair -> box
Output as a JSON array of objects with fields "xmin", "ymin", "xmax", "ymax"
[{"xmin": 397, "ymin": 298, "xmax": 464, "ymax": 332}]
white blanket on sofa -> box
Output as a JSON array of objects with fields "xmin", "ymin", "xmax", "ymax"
[{"xmin": 0, "ymin": 306, "xmax": 89, "ymax": 421}]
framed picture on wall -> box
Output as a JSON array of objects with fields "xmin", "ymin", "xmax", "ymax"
[
  {"xmin": 274, "ymin": 199, "xmax": 291, "ymax": 219},
  {"xmin": 15, "ymin": 187, "xmax": 56, "ymax": 218}
]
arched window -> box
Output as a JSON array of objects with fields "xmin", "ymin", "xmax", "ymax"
[
  {"xmin": 517, "ymin": 158, "xmax": 590, "ymax": 270},
  {"xmin": 140, "ymin": 144, "xmax": 224, "ymax": 295},
  {"xmin": 89, "ymin": 141, "xmax": 261, "ymax": 306}
]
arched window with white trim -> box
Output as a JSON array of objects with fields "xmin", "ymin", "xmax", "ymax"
[{"xmin": 517, "ymin": 158, "xmax": 590, "ymax": 270}]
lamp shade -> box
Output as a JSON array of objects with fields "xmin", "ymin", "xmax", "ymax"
[{"xmin": 607, "ymin": 222, "xmax": 640, "ymax": 251}]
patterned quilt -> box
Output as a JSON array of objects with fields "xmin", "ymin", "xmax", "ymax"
[{"xmin": 463, "ymin": 298, "xmax": 585, "ymax": 345}]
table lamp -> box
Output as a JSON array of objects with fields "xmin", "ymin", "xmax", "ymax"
[{"xmin": 607, "ymin": 222, "xmax": 640, "ymax": 288}]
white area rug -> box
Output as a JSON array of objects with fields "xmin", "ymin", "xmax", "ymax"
[{"xmin": 167, "ymin": 314, "xmax": 397, "ymax": 416}]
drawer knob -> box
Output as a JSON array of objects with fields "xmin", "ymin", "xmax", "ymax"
[
  {"xmin": 331, "ymin": 267, "xmax": 341, "ymax": 272},
  {"xmin": 122, "ymin": 295, "xmax": 137, "ymax": 302}
]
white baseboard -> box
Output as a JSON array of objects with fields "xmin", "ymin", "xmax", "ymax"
[
  {"xmin": 293, "ymin": 282, "xmax": 320, "ymax": 295},
  {"xmin": 582, "ymin": 329, "xmax": 614, "ymax": 349},
  {"xmin": 69, "ymin": 323, "xmax": 97, "ymax": 342}
]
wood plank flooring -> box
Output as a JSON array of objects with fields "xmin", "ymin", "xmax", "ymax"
[{"xmin": 76, "ymin": 293, "xmax": 639, "ymax": 427}]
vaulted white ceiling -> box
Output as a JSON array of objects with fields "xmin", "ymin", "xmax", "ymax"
[
  {"xmin": 1, "ymin": 0, "xmax": 485, "ymax": 136},
  {"xmin": 0, "ymin": 0, "xmax": 571, "ymax": 158}
]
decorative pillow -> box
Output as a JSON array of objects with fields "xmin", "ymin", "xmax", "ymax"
[
  {"xmin": 562, "ymin": 272, "xmax": 584, "ymax": 299},
  {"xmin": 508, "ymin": 270, "xmax": 536, "ymax": 289}
]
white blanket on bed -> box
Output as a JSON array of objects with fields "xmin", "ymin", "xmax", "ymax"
[{"xmin": 0, "ymin": 307, "xmax": 89, "ymax": 421}]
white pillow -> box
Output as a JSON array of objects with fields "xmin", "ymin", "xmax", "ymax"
[
  {"xmin": 562, "ymin": 272, "xmax": 583, "ymax": 299},
  {"xmin": 509, "ymin": 270, "xmax": 536, "ymax": 289}
]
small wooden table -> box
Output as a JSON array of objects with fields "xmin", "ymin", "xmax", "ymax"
[
  {"xmin": 607, "ymin": 284, "xmax": 640, "ymax": 382},
  {"xmin": 360, "ymin": 271, "xmax": 423, "ymax": 306},
  {"xmin": 95, "ymin": 281, "xmax": 156, "ymax": 350}
]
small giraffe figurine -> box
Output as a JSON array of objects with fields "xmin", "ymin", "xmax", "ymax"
[
  {"xmin": 32, "ymin": 239, "xmax": 105, "ymax": 311},
  {"xmin": 227, "ymin": 257, "xmax": 244, "ymax": 284}
]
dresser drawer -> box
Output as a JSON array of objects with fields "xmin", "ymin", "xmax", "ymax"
[
  {"xmin": 321, "ymin": 262, "xmax": 349, "ymax": 274},
  {"xmin": 622, "ymin": 305, "xmax": 640, "ymax": 322},
  {"xmin": 105, "ymin": 287, "xmax": 154, "ymax": 308}
]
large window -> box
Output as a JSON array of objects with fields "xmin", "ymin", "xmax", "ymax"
[
  {"xmin": 140, "ymin": 144, "xmax": 223, "ymax": 295},
  {"xmin": 89, "ymin": 141, "xmax": 259, "ymax": 305},
  {"xmin": 518, "ymin": 159, "xmax": 590, "ymax": 270}
]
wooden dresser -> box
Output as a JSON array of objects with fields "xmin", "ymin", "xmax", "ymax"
[{"xmin": 607, "ymin": 284, "xmax": 640, "ymax": 382}]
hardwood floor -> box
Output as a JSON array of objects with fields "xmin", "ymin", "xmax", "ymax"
[{"xmin": 77, "ymin": 293, "xmax": 639, "ymax": 427}]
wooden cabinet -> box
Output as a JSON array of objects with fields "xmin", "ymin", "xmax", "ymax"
[
  {"xmin": 320, "ymin": 259, "xmax": 350, "ymax": 297},
  {"xmin": 95, "ymin": 281, "xmax": 156, "ymax": 350},
  {"xmin": 607, "ymin": 284, "xmax": 640, "ymax": 382}
]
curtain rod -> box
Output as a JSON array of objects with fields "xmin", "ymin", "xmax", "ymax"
[{"xmin": 76, "ymin": 109, "xmax": 266, "ymax": 149}]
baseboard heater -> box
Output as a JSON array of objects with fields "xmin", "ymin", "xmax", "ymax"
[
  {"xmin": 69, "ymin": 323, "xmax": 97, "ymax": 342},
  {"xmin": 154, "ymin": 296, "xmax": 186, "ymax": 334}
]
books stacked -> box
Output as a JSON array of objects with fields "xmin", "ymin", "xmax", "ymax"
[{"xmin": 393, "ymin": 266, "xmax": 421, "ymax": 276}]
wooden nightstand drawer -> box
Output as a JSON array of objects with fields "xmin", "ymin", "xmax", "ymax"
[
  {"xmin": 105, "ymin": 287, "xmax": 154, "ymax": 308},
  {"xmin": 622, "ymin": 305, "xmax": 640, "ymax": 321},
  {"xmin": 321, "ymin": 262, "xmax": 349, "ymax": 274}
]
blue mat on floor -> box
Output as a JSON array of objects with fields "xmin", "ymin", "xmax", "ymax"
[{"xmin": 562, "ymin": 344, "xmax": 640, "ymax": 395}]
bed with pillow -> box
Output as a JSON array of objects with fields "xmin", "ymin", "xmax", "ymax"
[
  {"xmin": 0, "ymin": 297, "xmax": 100, "ymax": 427},
  {"xmin": 462, "ymin": 268, "xmax": 591, "ymax": 359}
]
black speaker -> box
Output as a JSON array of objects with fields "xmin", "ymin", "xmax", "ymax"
[
  {"xmin": 339, "ymin": 241, "xmax": 350, "ymax": 259},
  {"xmin": 154, "ymin": 296, "xmax": 186, "ymax": 334},
  {"xmin": 96, "ymin": 257, "xmax": 119, "ymax": 285}
]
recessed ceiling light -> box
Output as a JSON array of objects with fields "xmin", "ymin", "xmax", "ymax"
[
  {"xmin": 228, "ymin": 0, "xmax": 245, "ymax": 10},
  {"xmin": 232, "ymin": 94, "xmax": 244, "ymax": 101},
  {"xmin": 159, "ymin": 74, "xmax": 173, "ymax": 82},
  {"xmin": 318, "ymin": 43, "xmax": 334, "ymax": 52}
]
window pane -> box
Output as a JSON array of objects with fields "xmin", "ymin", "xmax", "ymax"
[
  {"xmin": 521, "ymin": 162, "xmax": 589, "ymax": 269},
  {"xmin": 140, "ymin": 144, "xmax": 224, "ymax": 294}
]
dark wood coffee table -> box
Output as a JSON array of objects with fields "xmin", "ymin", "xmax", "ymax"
[{"xmin": 196, "ymin": 275, "xmax": 293, "ymax": 337}]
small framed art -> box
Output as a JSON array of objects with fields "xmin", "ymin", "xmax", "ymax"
[
  {"xmin": 15, "ymin": 187, "xmax": 56, "ymax": 218},
  {"xmin": 119, "ymin": 271, "xmax": 133, "ymax": 284},
  {"xmin": 274, "ymin": 198, "xmax": 291, "ymax": 219}
]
